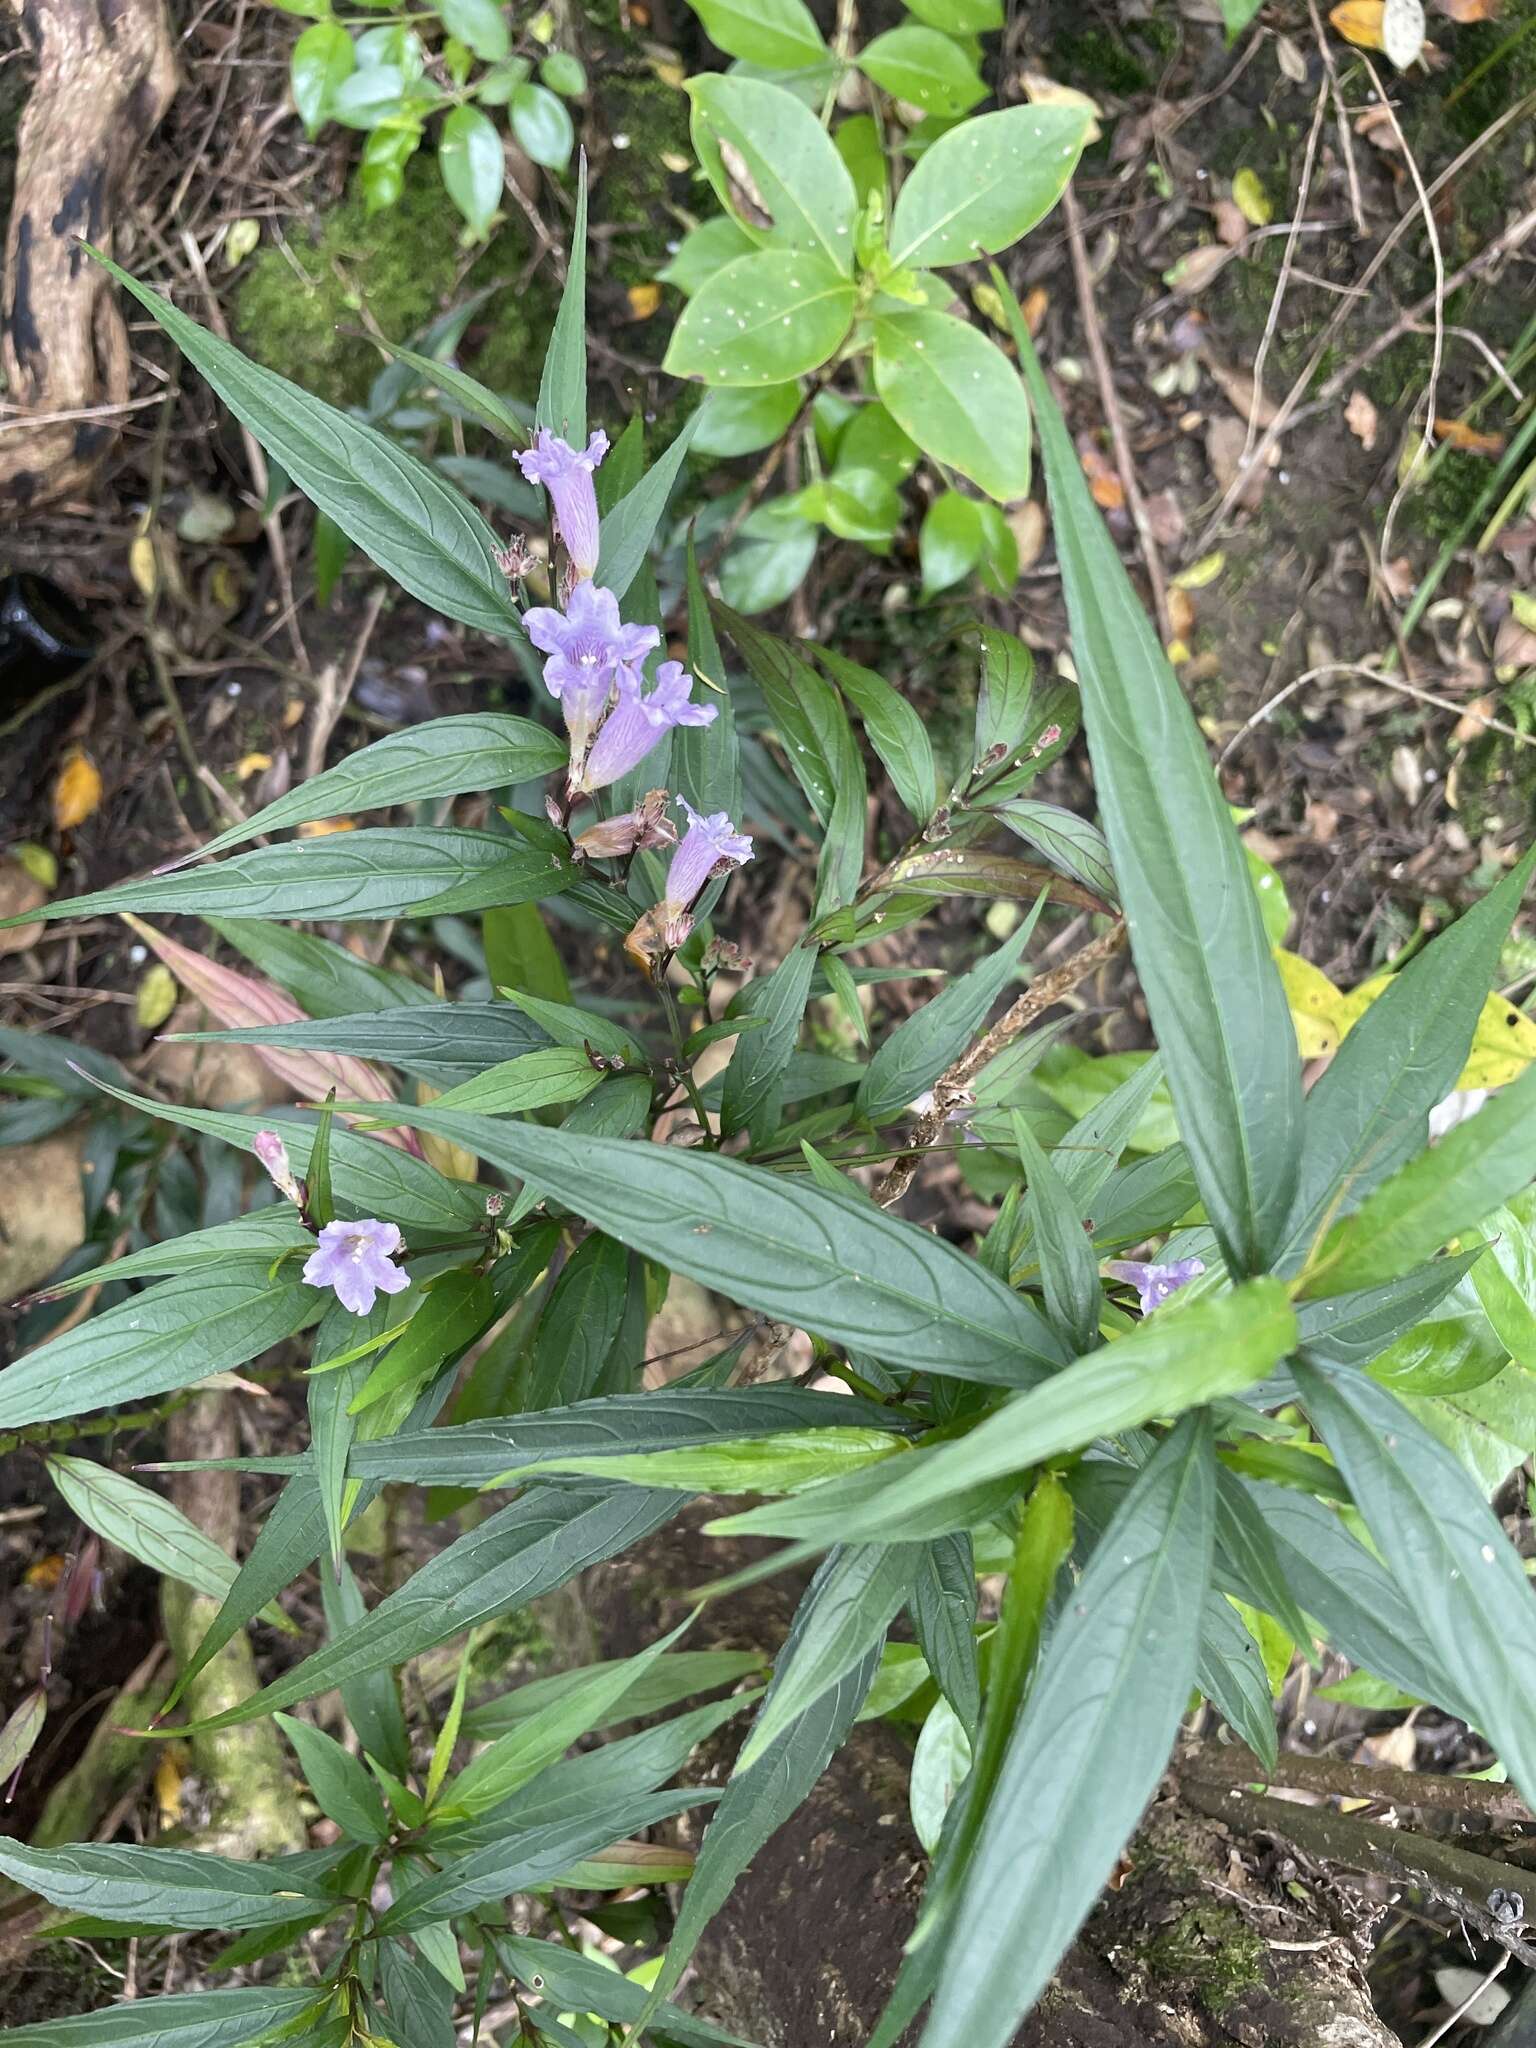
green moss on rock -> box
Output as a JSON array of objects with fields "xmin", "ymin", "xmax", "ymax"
[{"xmin": 1140, "ymin": 1899, "xmax": 1266, "ymax": 2017}]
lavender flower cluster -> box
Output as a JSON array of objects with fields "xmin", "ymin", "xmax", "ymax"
[{"xmin": 514, "ymin": 427, "xmax": 754, "ymax": 970}]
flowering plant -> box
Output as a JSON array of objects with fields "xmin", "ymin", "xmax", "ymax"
[{"xmin": 2, "ymin": 199, "xmax": 1536, "ymax": 2048}]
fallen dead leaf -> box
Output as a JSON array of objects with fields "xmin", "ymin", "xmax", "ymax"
[
  {"xmin": 1379, "ymin": 554, "xmax": 1416, "ymax": 601},
  {"xmin": 53, "ymin": 749, "xmax": 103, "ymax": 832},
  {"xmin": 1213, "ymin": 198, "xmax": 1248, "ymax": 247},
  {"xmin": 1275, "ymin": 30, "xmax": 1310, "ymax": 77},
  {"xmin": 1331, "ymin": 0, "xmax": 1386, "ymax": 44},
  {"xmin": 1007, "ymin": 499, "xmax": 1047, "ymax": 571},
  {"xmin": 1390, "ymin": 744, "xmax": 1424, "ymax": 805},
  {"xmin": 1205, "ymin": 415, "xmax": 1269, "ymax": 508},
  {"xmin": 1383, "ymin": 0, "xmax": 1426, "ymax": 64},
  {"xmin": 1434, "ymin": 0, "xmax": 1497, "ymax": 18},
  {"xmin": 1165, "ymin": 243, "xmax": 1236, "ymax": 298},
  {"xmin": 1169, "ymin": 586, "xmax": 1197, "ymax": 639},
  {"xmin": 1358, "ymin": 1721, "xmax": 1418, "ymax": 1770},
  {"xmin": 1345, "ymin": 389, "xmax": 1379, "ymax": 450},
  {"xmin": 1494, "ymin": 610, "xmax": 1536, "ymax": 670},
  {"xmin": 0, "ymin": 860, "xmax": 47, "ymax": 956},
  {"xmin": 235, "ymin": 752, "xmax": 272, "ymax": 780},
  {"xmin": 1021, "ymin": 286, "xmax": 1049, "ymax": 337},
  {"xmin": 1173, "ymin": 550, "xmax": 1225, "ymax": 590},
  {"xmin": 297, "ymin": 817, "xmax": 356, "ymax": 837},
  {"xmin": 1452, "ymin": 694, "xmax": 1495, "ymax": 742},
  {"xmin": 1433, "ymin": 415, "xmax": 1505, "ymax": 455},
  {"xmin": 1018, "ymin": 70, "xmax": 1103, "ymax": 144},
  {"xmin": 1089, "ymin": 472, "xmax": 1125, "ymax": 511},
  {"xmin": 1204, "ymin": 356, "xmax": 1279, "ymax": 427},
  {"xmin": 1305, "ymin": 798, "xmax": 1340, "ymax": 843},
  {"xmin": 626, "ymin": 282, "xmax": 662, "ymax": 321},
  {"xmin": 1354, "ymin": 102, "xmax": 1404, "ymax": 150},
  {"xmin": 24, "ymin": 1555, "xmax": 66, "ymax": 1591},
  {"xmin": 1144, "ymin": 490, "xmax": 1186, "ymax": 550}
]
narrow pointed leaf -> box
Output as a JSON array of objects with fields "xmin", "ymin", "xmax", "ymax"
[
  {"xmin": 499, "ymin": 1936, "xmax": 756, "ymax": 2048},
  {"xmin": 595, "ymin": 410, "xmax": 700, "ymax": 600},
  {"xmin": 537, "ymin": 154, "xmax": 587, "ymax": 441},
  {"xmin": 922, "ymin": 1413, "xmax": 1215, "ymax": 2048},
  {"xmin": 1006, "ymin": 274, "xmax": 1302, "ymax": 1274},
  {"xmin": 174, "ymin": 1002, "xmax": 552, "ymax": 1088},
  {"xmin": 0, "ymin": 1839, "xmax": 336, "ymax": 1931},
  {"xmin": 909, "ymin": 1533, "xmax": 980, "ymax": 1737},
  {"xmin": 0, "ymin": 1988, "xmax": 322, "ymax": 2048}
]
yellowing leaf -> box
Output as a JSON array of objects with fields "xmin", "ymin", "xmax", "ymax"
[
  {"xmin": 297, "ymin": 817, "xmax": 356, "ymax": 837},
  {"xmin": 626, "ymin": 283, "xmax": 662, "ymax": 320},
  {"xmin": 53, "ymin": 749, "xmax": 103, "ymax": 831},
  {"xmin": 1231, "ymin": 168, "xmax": 1272, "ymax": 227},
  {"xmin": 154, "ymin": 1747, "xmax": 185, "ymax": 1828},
  {"xmin": 415, "ymin": 1082, "xmax": 479, "ymax": 1183},
  {"xmin": 1273, "ymin": 948, "xmax": 1347, "ymax": 1057},
  {"xmin": 235, "ymin": 752, "xmax": 273, "ymax": 780},
  {"xmin": 225, "ymin": 218, "xmax": 261, "ymax": 269},
  {"xmin": 1172, "ymin": 551, "xmax": 1225, "ymax": 592},
  {"xmin": 1290, "ymin": 955, "xmax": 1536, "ymax": 1092},
  {"xmin": 11, "ymin": 842, "xmax": 58, "ymax": 889},
  {"xmin": 1330, "ymin": 0, "xmax": 1386, "ymax": 45},
  {"xmin": 1018, "ymin": 71, "xmax": 1103, "ymax": 144},
  {"xmin": 128, "ymin": 531, "xmax": 159, "ymax": 598},
  {"xmin": 136, "ymin": 963, "xmax": 179, "ymax": 1032},
  {"xmin": 1458, "ymin": 990, "xmax": 1536, "ymax": 1088}
]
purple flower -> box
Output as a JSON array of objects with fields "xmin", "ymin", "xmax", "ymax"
[
  {"xmin": 518, "ymin": 428, "xmax": 608, "ymax": 580},
  {"xmin": 302, "ymin": 1218, "xmax": 411, "ymax": 1316},
  {"xmin": 1104, "ymin": 1257, "xmax": 1205, "ymax": 1315},
  {"xmin": 254, "ymin": 1128, "xmax": 303, "ymax": 1206},
  {"xmin": 522, "ymin": 582, "xmax": 660, "ymax": 757},
  {"xmin": 580, "ymin": 662, "xmax": 717, "ymax": 793},
  {"xmin": 664, "ymin": 799, "xmax": 754, "ymax": 916}
]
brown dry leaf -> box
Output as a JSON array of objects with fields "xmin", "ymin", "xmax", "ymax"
[
  {"xmin": 1021, "ymin": 287, "xmax": 1049, "ymax": 337},
  {"xmin": 0, "ymin": 860, "xmax": 47, "ymax": 956},
  {"xmin": 1165, "ymin": 243, "xmax": 1235, "ymax": 298},
  {"xmin": 1344, "ymin": 389, "xmax": 1379, "ymax": 450},
  {"xmin": 297, "ymin": 817, "xmax": 356, "ymax": 837},
  {"xmin": 1007, "ymin": 499, "xmax": 1047, "ymax": 571},
  {"xmin": 1433, "ymin": 415, "xmax": 1505, "ymax": 455},
  {"xmin": 53, "ymin": 748, "xmax": 103, "ymax": 832},
  {"xmin": 1204, "ymin": 357, "xmax": 1279, "ymax": 427},
  {"xmin": 1354, "ymin": 102, "xmax": 1403, "ymax": 150},
  {"xmin": 1331, "ymin": 0, "xmax": 1387, "ymax": 46},
  {"xmin": 1213, "ymin": 198, "xmax": 1248, "ymax": 248},
  {"xmin": 1144, "ymin": 489, "xmax": 1187, "ymax": 550},
  {"xmin": 1379, "ymin": 554, "xmax": 1415, "ymax": 601},
  {"xmin": 1494, "ymin": 611, "xmax": 1536, "ymax": 670},
  {"xmin": 1275, "ymin": 31, "xmax": 1310, "ymax": 78},
  {"xmin": 1305, "ymin": 798, "xmax": 1340, "ymax": 843},
  {"xmin": 1359, "ymin": 1721, "xmax": 1418, "ymax": 1770},
  {"xmin": 1168, "ymin": 586, "xmax": 1197, "ymax": 639},
  {"xmin": 1018, "ymin": 70, "xmax": 1103, "ymax": 144},
  {"xmin": 1089, "ymin": 472, "xmax": 1125, "ymax": 511},
  {"xmin": 1452, "ymin": 695, "xmax": 1495, "ymax": 742},
  {"xmin": 626, "ymin": 282, "xmax": 662, "ymax": 321},
  {"xmin": 24, "ymin": 1555, "xmax": 66, "ymax": 1591},
  {"xmin": 1205, "ymin": 416, "xmax": 1268, "ymax": 508},
  {"xmin": 1435, "ymin": 0, "xmax": 1497, "ymax": 18}
]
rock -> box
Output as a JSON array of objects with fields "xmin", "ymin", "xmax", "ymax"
[
  {"xmin": 0, "ymin": 1132, "xmax": 84, "ymax": 1302},
  {"xmin": 0, "ymin": 861, "xmax": 46, "ymax": 956}
]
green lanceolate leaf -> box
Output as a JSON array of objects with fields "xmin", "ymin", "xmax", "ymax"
[
  {"xmin": 1306, "ymin": 1059, "xmax": 1536, "ymax": 1296},
  {"xmin": 720, "ymin": 944, "xmax": 818, "ymax": 1148},
  {"xmin": 1006, "ymin": 275, "xmax": 1302, "ymax": 1275},
  {"xmin": 80, "ymin": 1077, "xmax": 485, "ymax": 1235},
  {"xmin": 177, "ymin": 1003, "xmax": 552, "ymax": 1090},
  {"xmin": 1283, "ymin": 846, "xmax": 1536, "ymax": 1262},
  {"xmin": 858, "ymin": 909, "xmax": 1041, "ymax": 1127},
  {"xmin": 275, "ymin": 1712, "xmax": 389, "ymax": 1842},
  {"xmin": 427, "ymin": 1045, "xmax": 604, "ymax": 1118},
  {"xmin": 738, "ymin": 1543, "xmax": 921, "ymax": 1769},
  {"xmin": 377, "ymin": 1943, "xmax": 455, "ymax": 2048},
  {"xmin": 368, "ymin": 340, "xmax": 526, "ymax": 444},
  {"xmin": 636, "ymin": 1593, "xmax": 883, "ymax": 2022},
  {"xmin": 1238, "ymin": 1481, "xmax": 1471, "ymax": 1719},
  {"xmin": 523, "ymin": 1231, "xmax": 631, "ymax": 1410},
  {"xmin": 0, "ymin": 1839, "xmax": 338, "ymax": 1931},
  {"xmin": 0, "ymin": 1265, "xmax": 317, "ymax": 1430},
  {"xmin": 180, "ymin": 716, "xmax": 565, "ymax": 866},
  {"xmin": 209, "ymin": 919, "xmax": 435, "ymax": 1018},
  {"xmin": 888, "ymin": 104, "xmax": 1089, "ymax": 269},
  {"xmin": 1010, "ymin": 1112, "xmax": 1100, "ymax": 1356},
  {"xmin": 537, "ymin": 152, "xmax": 587, "ymax": 442},
  {"xmin": 922, "ymin": 1413, "xmax": 1215, "ymax": 2048},
  {"xmin": 45, "ymin": 1456, "xmax": 254, "ymax": 1607},
  {"xmin": 665, "ymin": 250, "xmax": 856, "ymax": 387},
  {"xmin": 179, "ymin": 1485, "xmax": 684, "ymax": 1731},
  {"xmin": 0, "ymin": 1988, "xmax": 323, "ymax": 2048},
  {"xmin": 872, "ymin": 311, "xmax": 1031, "ymax": 503},
  {"xmin": 499, "ymin": 1935, "xmax": 755, "ymax": 2048},
  {"xmin": 3, "ymin": 829, "xmax": 575, "ymax": 931},
  {"xmin": 814, "ymin": 645, "xmax": 938, "ymax": 825},
  {"xmin": 1195, "ymin": 1587, "xmax": 1279, "ymax": 1769},
  {"xmin": 324, "ymin": 1107, "xmax": 1069, "ymax": 1383},
  {"xmin": 678, "ymin": 533, "xmax": 741, "ymax": 821},
  {"xmin": 712, "ymin": 1280, "xmax": 1295, "ymax": 1544},
  {"xmin": 463, "ymin": 1651, "xmax": 763, "ymax": 1748},
  {"xmin": 995, "ymin": 798, "xmax": 1117, "ymax": 906},
  {"xmin": 1294, "ymin": 1355, "xmax": 1536, "ymax": 1804},
  {"xmin": 686, "ymin": 74, "xmax": 858, "ymax": 269},
  {"xmin": 596, "ymin": 410, "xmax": 701, "ymax": 598},
  {"xmin": 33, "ymin": 1210, "xmax": 312, "ymax": 1299},
  {"xmin": 909, "ymin": 1533, "xmax": 980, "ymax": 1737},
  {"xmin": 92, "ymin": 255, "xmax": 523, "ymax": 640},
  {"xmin": 489, "ymin": 1425, "xmax": 906, "ymax": 1496},
  {"xmin": 972, "ymin": 627, "xmax": 1035, "ymax": 775},
  {"xmin": 1293, "ymin": 1252, "xmax": 1484, "ymax": 1370}
]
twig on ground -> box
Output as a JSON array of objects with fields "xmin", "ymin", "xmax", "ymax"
[
  {"xmin": 1242, "ymin": 66, "xmax": 1328, "ymax": 472},
  {"xmin": 874, "ymin": 920, "xmax": 1126, "ymax": 1208},
  {"xmin": 1307, "ymin": 0, "xmax": 1366, "ymax": 240},
  {"xmin": 1219, "ymin": 658, "xmax": 1536, "ymax": 764},
  {"xmin": 1062, "ymin": 186, "xmax": 1172, "ymax": 645},
  {"xmin": 302, "ymin": 584, "xmax": 388, "ymax": 784},
  {"xmin": 1181, "ymin": 1739, "xmax": 1535, "ymax": 1826}
]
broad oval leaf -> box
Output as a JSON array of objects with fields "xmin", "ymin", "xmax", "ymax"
[
  {"xmin": 92, "ymin": 255, "xmax": 525, "ymax": 640},
  {"xmin": 1008, "ymin": 278, "xmax": 1303, "ymax": 1274},
  {"xmin": 872, "ymin": 311, "xmax": 1031, "ymax": 503},
  {"xmin": 890, "ymin": 104, "xmax": 1088, "ymax": 269},
  {"xmin": 664, "ymin": 249, "xmax": 856, "ymax": 387},
  {"xmin": 686, "ymin": 74, "xmax": 858, "ymax": 269},
  {"xmin": 440, "ymin": 105, "xmax": 505, "ymax": 234},
  {"xmin": 856, "ymin": 24, "xmax": 986, "ymax": 116},
  {"xmin": 921, "ymin": 1413, "xmax": 1215, "ymax": 2048},
  {"xmin": 292, "ymin": 21, "xmax": 355, "ymax": 137},
  {"xmin": 437, "ymin": 0, "xmax": 509, "ymax": 60},
  {"xmin": 688, "ymin": 0, "xmax": 828, "ymax": 67},
  {"xmin": 332, "ymin": 1105, "xmax": 1069, "ymax": 1383},
  {"xmin": 693, "ymin": 381, "xmax": 803, "ymax": 457}
]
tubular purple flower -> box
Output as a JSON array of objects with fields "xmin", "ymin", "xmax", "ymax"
[
  {"xmin": 579, "ymin": 662, "xmax": 717, "ymax": 793},
  {"xmin": 1103, "ymin": 1256, "xmax": 1205, "ymax": 1315},
  {"xmin": 518, "ymin": 428, "xmax": 609, "ymax": 579},
  {"xmin": 302, "ymin": 1218, "xmax": 411, "ymax": 1316},
  {"xmin": 254, "ymin": 1129, "xmax": 303, "ymax": 1206},
  {"xmin": 664, "ymin": 799, "xmax": 754, "ymax": 914},
  {"xmin": 521, "ymin": 582, "xmax": 660, "ymax": 757}
]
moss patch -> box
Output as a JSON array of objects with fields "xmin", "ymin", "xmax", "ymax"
[
  {"xmin": 1140, "ymin": 1899, "xmax": 1267, "ymax": 2017},
  {"xmin": 234, "ymin": 159, "xmax": 555, "ymax": 410}
]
